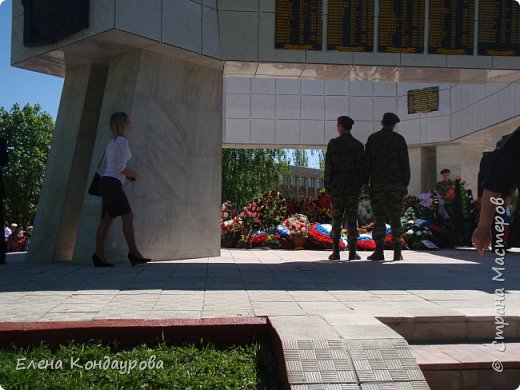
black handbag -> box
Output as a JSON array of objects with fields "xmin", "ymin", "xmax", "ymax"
[
  {"xmin": 88, "ymin": 173, "xmax": 101, "ymax": 196},
  {"xmin": 88, "ymin": 153, "xmax": 104, "ymax": 196}
]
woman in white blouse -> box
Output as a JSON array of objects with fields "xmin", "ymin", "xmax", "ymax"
[{"xmin": 93, "ymin": 112, "xmax": 150, "ymax": 267}]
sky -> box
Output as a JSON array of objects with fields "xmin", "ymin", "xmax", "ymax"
[{"xmin": 0, "ymin": 0, "xmax": 63, "ymax": 120}]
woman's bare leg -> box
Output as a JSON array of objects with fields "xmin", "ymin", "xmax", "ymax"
[
  {"xmin": 95, "ymin": 217, "xmax": 114, "ymax": 261},
  {"xmin": 121, "ymin": 212, "xmax": 143, "ymax": 256}
]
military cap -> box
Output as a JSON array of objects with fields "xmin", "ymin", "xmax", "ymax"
[
  {"xmin": 337, "ymin": 116, "xmax": 355, "ymax": 129},
  {"xmin": 382, "ymin": 112, "xmax": 400, "ymax": 125}
]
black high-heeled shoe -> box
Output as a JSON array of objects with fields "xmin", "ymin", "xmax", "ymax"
[
  {"xmin": 128, "ymin": 253, "xmax": 151, "ymax": 266},
  {"xmin": 92, "ymin": 254, "xmax": 114, "ymax": 267}
]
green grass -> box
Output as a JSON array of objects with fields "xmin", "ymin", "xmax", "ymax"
[{"xmin": 0, "ymin": 341, "xmax": 278, "ymax": 389}]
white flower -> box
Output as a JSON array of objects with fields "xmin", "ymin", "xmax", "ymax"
[
  {"xmin": 416, "ymin": 231, "xmax": 422, "ymax": 236},
  {"xmin": 406, "ymin": 229, "xmax": 414, "ymax": 235}
]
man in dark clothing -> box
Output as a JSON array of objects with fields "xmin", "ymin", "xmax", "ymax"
[
  {"xmin": 324, "ymin": 116, "xmax": 364, "ymax": 261},
  {"xmin": 477, "ymin": 135, "xmax": 513, "ymax": 250},
  {"xmin": 473, "ymin": 127, "xmax": 520, "ymax": 254},
  {"xmin": 363, "ymin": 113, "xmax": 410, "ymax": 261},
  {"xmin": 0, "ymin": 137, "xmax": 7, "ymax": 264},
  {"xmin": 477, "ymin": 135, "xmax": 510, "ymax": 198}
]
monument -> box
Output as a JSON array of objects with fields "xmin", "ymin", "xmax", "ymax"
[{"xmin": 11, "ymin": 0, "xmax": 520, "ymax": 263}]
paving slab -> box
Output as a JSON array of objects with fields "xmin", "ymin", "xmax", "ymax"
[{"xmin": 1, "ymin": 248, "xmax": 519, "ymax": 388}]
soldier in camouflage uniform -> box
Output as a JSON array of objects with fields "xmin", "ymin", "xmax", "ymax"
[
  {"xmin": 324, "ymin": 116, "xmax": 364, "ymax": 261},
  {"xmin": 434, "ymin": 168, "xmax": 454, "ymax": 198},
  {"xmin": 363, "ymin": 113, "xmax": 410, "ymax": 261}
]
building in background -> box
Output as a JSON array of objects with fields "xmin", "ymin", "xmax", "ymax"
[{"xmin": 282, "ymin": 166, "xmax": 323, "ymax": 201}]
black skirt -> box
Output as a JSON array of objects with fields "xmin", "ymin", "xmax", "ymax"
[{"xmin": 99, "ymin": 176, "xmax": 132, "ymax": 218}]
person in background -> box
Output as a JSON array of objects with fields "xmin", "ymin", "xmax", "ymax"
[
  {"xmin": 24, "ymin": 225, "xmax": 33, "ymax": 251},
  {"xmin": 93, "ymin": 112, "xmax": 151, "ymax": 267},
  {"xmin": 7, "ymin": 225, "xmax": 25, "ymax": 253},
  {"xmin": 476, "ymin": 135, "xmax": 512, "ymax": 251},
  {"xmin": 473, "ymin": 127, "xmax": 520, "ymax": 254},
  {"xmin": 363, "ymin": 113, "xmax": 410, "ymax": 261},
  {"xmin": 4, "ymin": 222, "xmax": 11, "ymax": 242},
  {"xmin": 0, "ymin": 137, "xmax": 6, "ymax": 263},
  {"xmin": 324, "ymin": 116, "xmax": 364, "ymax": 261},
  {"xmin": 435, "ymin": 169, "xmax": 454, "ymax": 198},
  {"xmin": 477, "ymin": 136, "xmax": 510, "ymax": 199}
]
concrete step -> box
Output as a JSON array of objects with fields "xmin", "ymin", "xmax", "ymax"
[{"xmin": 411, "ymin": 342, "xmax": 520, "ymax": 390}]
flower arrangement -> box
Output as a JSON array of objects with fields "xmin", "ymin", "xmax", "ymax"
[
  {"xmin": 221, "ymin": 201, "xmax": 237, "ymax": 222},
  {"xmin": 239, "ymin": 200, "xmax": 263, "ymax": 235},
  {"xmin": 308, "ymin": 223, "xmax": 347, "ymax": 249},
  {"xmin": 221, "ymin": 217, "xmax": 242, "ymax": 240},
  {"xmin": 258, "ymin": 191, "xmax": 287, "ymax": 227},
  {"xmin": 298, "ymin": 193, "xmax": 333, "ymax": 223},
  {"xmin": 263, "ymin": 234, "xmax": 281, "ymax": 249},
  {"xmin": 403, "ymin": 221, "xmax": 434, "ymax": 249},
  {"xmin": 283, "ymin": 214, "xmax": 310, "ymax": 239}
]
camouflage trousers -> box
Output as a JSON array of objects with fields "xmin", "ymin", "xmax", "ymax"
[
  {"xmin": 370, "ymin": 185, "xmax": 406, "ymax": 246},
  {"xmin": 331, "ymin": 191, "xmax": 360, "ymax": 248}
]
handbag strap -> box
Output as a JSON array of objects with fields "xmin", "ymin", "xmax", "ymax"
[{"xmin": 95, "ymin": 152, "xmax": 105, "ymax": 172}]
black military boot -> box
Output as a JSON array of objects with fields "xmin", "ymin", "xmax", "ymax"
[
  {"xmin": 393, "ymin": 242, "xmax": 403, "ymax": 261},
  {"xmin": 348, "ymin": 244, "xmax": 361, "ymax": 260},
  {"xmin": 367, "ymin": 242, "xmax": 384, "ymax": 261},
  {"xmin": 328, "ymin": 241, "xmax": 341, "ymax": 261}
]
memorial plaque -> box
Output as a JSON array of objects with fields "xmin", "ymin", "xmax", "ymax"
[
  {"xmin": 478, "ymin": 0, "xmax": 520, "ymax": 56},
  {"xmin": 327, "ymin": 0, "xmax": 374, "ymax": 52},
  {"xmin": 429, "ymin": 0, "xmax": 475, "ymax": 55},
  {"xmin": 407, "ymin": 87, "xmax": 439, "ymax": 114},
  {"xmin": 275, "ymin": 0, "xmax": 323, "ymax": 50},
  {"xmin": 378, "ymin": 0, "xmax": 425, "ymax": 53}
]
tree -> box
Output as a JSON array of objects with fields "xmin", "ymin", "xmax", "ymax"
[
  {"xmin": 310, "ymin": 149, "xmax": 326, "ymax": 171},
  {"xmin": 0, "ymin": 104, "xmax": 54, "ymax": 225},
  {"xmin": 222, "ymin": 149, "xmax": 289, "ymax": 209},
  {"xmin": 292, "ymin": 149, "xmax": 308, "ymax": 167}
]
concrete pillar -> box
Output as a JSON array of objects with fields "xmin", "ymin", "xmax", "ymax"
[
  {"xmin": 408, "ymin": 146, "xmax": 437, "ymax": 195},
  {"xmin": 68, "ymin": 50, "xmax": 223, "ymax": 263},
  {"xmin": 27, "ymin": 64, "xmax": 108, "ymax": 262},
  {"xmin": 72, "ymin": 49, "xmax": 223, "ymax": 263}
]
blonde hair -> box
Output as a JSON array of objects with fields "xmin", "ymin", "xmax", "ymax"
[{"xmin": 109, "ymin": 112, "xmax": 129, "ymax": 136}]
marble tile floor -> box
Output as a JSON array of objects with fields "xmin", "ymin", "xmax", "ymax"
[{"xmin": 1, "ymin": 248, "xmax": 519, "ymax": 389}]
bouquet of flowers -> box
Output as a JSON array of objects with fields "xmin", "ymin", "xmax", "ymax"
[
  {"xmin": 258, "ymin": 191, "xmax": 287, "ymax": 227},
  {"xmin": 415, "ymin": 191, "xmax": 450, "ymax": 223},
  {"xmin": 221, "ymin": 201, "xmax": 236, "ymax": 222},
  {"xmin": 283, "ymin": 214, "xmax": 310, "ymax": 239},
  {"xmin": 221, "ymin": 217, "xmax": 242, "ymax": 240},
  {"xmin": 402, "ymin": 221, "xmax": 434, "ymax": 249},
  {"xmin": 239, "ymin": 200, "xmax": 263, "ymax": 235}
]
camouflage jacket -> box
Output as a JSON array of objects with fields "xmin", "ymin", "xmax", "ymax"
[
  {"xmin": 363, "ymin": 127, "xmax": 410, "ymax": 187},
  {"xmin": 435, "ymin": 179, "xmax": 454, "ymax": 197},
  {"xmin": 324, "ymin": 132, "xmax": 364, "ymax": 193}
]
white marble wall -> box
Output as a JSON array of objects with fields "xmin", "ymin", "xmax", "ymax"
[
  {"xmin": 223, "ymin": 78, "xmax": 455, "ymax": 147},
  {"xmin": 224, "ymin": 77, "xmax": 520, "ymax": 148},
  {"xmin": 72, "ymin": 49, "xmax": 222, "ymax": 264}
]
